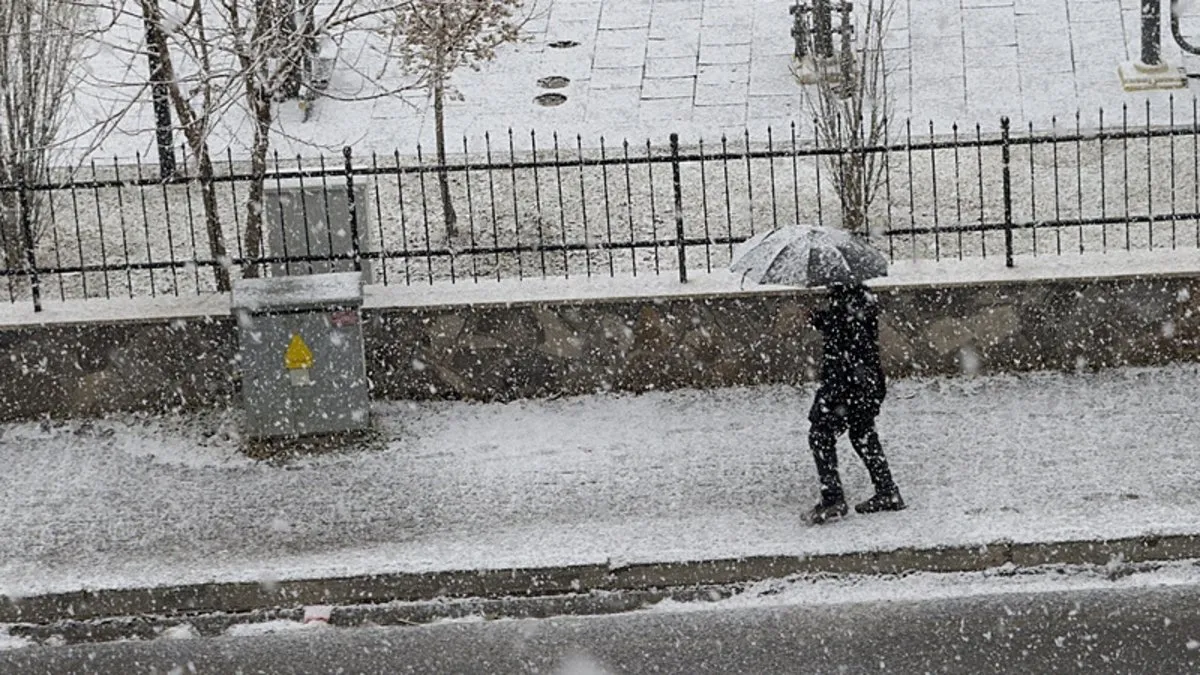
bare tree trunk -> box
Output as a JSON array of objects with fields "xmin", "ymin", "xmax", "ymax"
[
  {"xmin": 197, "ymin": 151, "xmax": 232, "ymax": 290},
  {"xmin": 1, "ymin": 0, "xmax": 82, "ymax": 277},
  {"xmin": 233, "ymin": 0, "xmax": 282, "ymax": 279},
  {"xmin": 140, "ymin": 0, "xmax": 232, "ymax": 290},
  {"xmin": 0, "ymin": 191, "xmax": 21, "ymax": 272},
  {"xmin": 276, "ymin": 0, "xmax": 302, "ymax": 98},
  {"xmin": 432, "ymin": 48, "xmax": 458, "ymax": 238},
  {"xmin": 174, "ymin": 134, "xmax": 231, "ymax": 290},
  {"xmin": 800, "ymin": 0, "xmax": 892, "ymax": 236},
  {"xmin": 243, "ymin": 89, "xmax": 272, "ymax": 278}
]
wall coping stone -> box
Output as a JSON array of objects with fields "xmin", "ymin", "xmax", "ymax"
[{"xmin": 2, "ymin": 248, "xmax": 1198, "ymax": 328}]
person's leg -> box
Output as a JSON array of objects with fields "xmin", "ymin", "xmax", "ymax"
[
  {"xmin": 847, "ymin": 408, "xmax": 906, "ymax": 513},
  {"xmin": 808, "ymin": 390, "xmax": 850, "ymax": 515},
  {"xmin": 808, "ymin": 416, "xmax": 845, "ymax": 504}
]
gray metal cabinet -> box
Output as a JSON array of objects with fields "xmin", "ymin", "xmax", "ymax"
[{"xmin": 231, "ymin": 272, "xmax": 369, "ymax": 440}]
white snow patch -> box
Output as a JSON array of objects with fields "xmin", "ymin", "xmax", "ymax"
[
  {"xmin": 160, "ymin": 623, "xmax": 200, "ymax": 640},
  {"xmin": 553, "ymin": 652, "xmax": 619, "ymax": 675},
  {"xmin": 0, "ymin": 627, "xmax": 31, "ymax": 651},
  {"xmin": 3, "ymin": 250, "xmax": 1198, "ymax": 328},
  {"xmin": 225, "ymin": 619, "xmax": 326, "ymax": 637},
  {"xmin": 257, "ymin": 575, "xmax": 281, "ymax": 594},
  {"xmin": 432, "ymin": 614, "xmax": 487, "ymax": 625}
]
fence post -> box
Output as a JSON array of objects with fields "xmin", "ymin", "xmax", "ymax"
[
  {"xmin": 343, "ymin": 146, "xmax": 361, "ymax": 273},
  {"xmin": 1000, "ymin": 116, "xmax": 1014, "ymax": 269},
  {"xmin": 670, "ymin": 133, "xmax": 687, "ymax": 283},
  {"xmin": 16, "ymin": 165, "xmax": 41, "ymax": 312}
]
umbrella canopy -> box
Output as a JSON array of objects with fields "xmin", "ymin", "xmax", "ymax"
[{"xmin": 729, "ymin": 225, "xmax": 888, "ymax": 288}]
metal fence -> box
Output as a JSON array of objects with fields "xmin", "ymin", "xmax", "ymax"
[{"xmin": 4, "ymin": 98, "xmax": 1200, "ymax": 310}]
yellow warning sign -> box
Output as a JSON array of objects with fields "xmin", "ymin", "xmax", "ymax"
[{"xmin": 285, "ymin": 334, "xmax": 314, "ymax": 370}]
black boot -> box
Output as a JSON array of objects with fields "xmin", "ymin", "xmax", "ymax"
[
  {"xmin": 807, "ymin": 499, "xmax": 849, "ymax": 525},
  {"xmin": 847, "ymin": 417, "xmax": 903, "ymax": 514},
  {"xmin": 854, "ymin": 491, "xmax": 907, "ymax": 514}
]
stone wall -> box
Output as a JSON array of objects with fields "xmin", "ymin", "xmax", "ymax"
[
  {"xmin": 0, "ymin": 318, "xmax": 237, "ymax": 421},
  {"xmin": 366, "ymin": 276, "xmax": 1200, "ymax": 402},
  {"xmin": 1, "ymin": 274, "xmax": 1197, "ymax": 421}
]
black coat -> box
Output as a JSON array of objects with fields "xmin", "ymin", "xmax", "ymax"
[{"xmin": 809, "ymin": 284, "xmax": 887, "ymax": 412}]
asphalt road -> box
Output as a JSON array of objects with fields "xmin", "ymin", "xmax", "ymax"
[{"xmin": 4, "ymin": 583, "xmax": 1199, "ymax": 674}]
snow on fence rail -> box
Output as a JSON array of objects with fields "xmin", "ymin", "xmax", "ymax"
[{"xmin": 3, "ymin": 102, "xmax": 1200, "ymax": 310}]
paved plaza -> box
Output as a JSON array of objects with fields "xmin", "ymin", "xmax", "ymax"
[
  {"xmin": 245, "ymin": 0, "xmax": 1200, "ymax": 145},
  {"xmin": 78, "ymin": 0, "xmax": 1200, "ymax": 161}
]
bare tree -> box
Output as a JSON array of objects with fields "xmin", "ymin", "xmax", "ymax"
[
  {"xmin": 139, "ymin": 0, "xmax": 234, "ymax": 289},
  {"xmin": 137, "ymin": 0, "xmax": 407, "ymax": 287},
  {"xmin": 388, "ymin": 0, "xmax": 525, "ymax": 238},
  {"xmin": 794, "ymin": 0, "xmax": 892, "ymax": 236},
  {"xmin": 0, "ymin": 0, "xmax": 95, "ymax": 277}
]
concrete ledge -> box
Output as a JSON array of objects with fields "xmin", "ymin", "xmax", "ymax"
[
  {"xmin": 4, "ymin": 534, "xmax": 1198, "ymax": 626},
  {"xmin": 1009, "ymin": 534, "xmax": 1200, "ymax": 568}
]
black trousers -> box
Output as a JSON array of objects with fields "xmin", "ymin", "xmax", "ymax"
[{"xmin": 808, "ymin": 387, "xmax": 898, "ymax": 504}]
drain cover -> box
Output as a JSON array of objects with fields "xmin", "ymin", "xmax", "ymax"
[
  {"xmin": 538, "ymin": 75, "xmax": 570, "ymax": 89},
  {"xmin": 535, "ymin": 92, "xmax": 567, "ymax": 107},
  {"xmin": 548, "ymin": 40, "xmax": 580, "ymax": 49}
]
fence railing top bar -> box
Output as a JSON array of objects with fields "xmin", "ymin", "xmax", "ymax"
[{"xmin": 6, "ymin": 113, "xmax": 1200, "ymax": 193}]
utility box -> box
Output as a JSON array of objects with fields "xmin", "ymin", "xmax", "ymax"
[
  {"xmin": 232, "ymin": 272, "xmax": 370, "ymax": 440},
  {"xmin": 262, "ymin": 177, "xmax": 375, "ymax": 283}
]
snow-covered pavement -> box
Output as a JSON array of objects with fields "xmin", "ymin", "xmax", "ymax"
[
  {"xmin": 1, "ymin": 362, "xmax": 1198, "ymax": 600},
  {"xmin": 74, "ymin": 0, "xmax": 1200, "ymax": 162}
]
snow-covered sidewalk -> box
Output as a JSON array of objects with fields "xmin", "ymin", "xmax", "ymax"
[{"xmin": 1, "ymin": 363, "xmax": 1198, "ymax": 600}]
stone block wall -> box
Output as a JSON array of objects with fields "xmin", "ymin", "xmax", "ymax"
[
  {"xmin": 0, "ymin": 317, "xmax": 236, "ymax": 421},
  {"xmin": 1, "ymin": 274, "xmax": 1197, "ymax": 421},
  {"xmin": 364, "ymin": 276, "xmax": 1200, "ymax": 402}
]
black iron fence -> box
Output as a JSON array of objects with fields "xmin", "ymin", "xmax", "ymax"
[{"xmin": 4, "ymin": 98, "xmax": 1200, "ymax": 310}]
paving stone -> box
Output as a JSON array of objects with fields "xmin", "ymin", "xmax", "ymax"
[
  {"xmin": 695, "ymin": 82, "xmax": 748, "ymax": 106},
  {"xmin": 594, "ymin": 46, "xmax": 648, "ymax": 69},
  {"xmin": 642, "ymin": 76, "xmax": 697, "ymax": 100},
  {"xmin": 698, "ymin": 43, "xmax": 752, "ymax": 65},
  {"xmin": 646, "ymin": 56, "xmax": 700, "ymax": 78},
  {"xmin": 697, "ymin": 62, "xmax": 751, "ymax": 87},
  {"xmin": 599, "ymin": 4, "xmax": 652, "ymax": 30}
]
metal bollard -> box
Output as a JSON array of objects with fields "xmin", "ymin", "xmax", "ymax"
[{"xmin": 1142, "ymin": 0, "xmax": 1163, "ymax": 66}]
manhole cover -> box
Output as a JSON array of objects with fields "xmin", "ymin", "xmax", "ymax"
[
  {"xmin": 535, "ymin": 92, "xmax": 567, "ymax": 107},
  {"xmin": 538, "ymin": 75, "xmax": 570, "ymax": 89},
  {"xmin": 548, "ymin": 40, "xmax": 580, "ymax": 49}
]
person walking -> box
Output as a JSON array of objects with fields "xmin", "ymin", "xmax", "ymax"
[{"xmin": 805, "ymin": 282, "xmax": 905, "ymax": 525}]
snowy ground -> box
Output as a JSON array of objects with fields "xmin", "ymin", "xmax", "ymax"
[
  {"xmin": 1, "ymin": 363, "xmax": 1198, "ymax": 599},
  {"xmin": 63, "ymin": 0, "xmax": 1200, "ymax": 163}
]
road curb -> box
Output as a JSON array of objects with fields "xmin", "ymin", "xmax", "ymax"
[{"xmin": 4, "ymin": 534, "xmax": 1199, "ymax": 625}]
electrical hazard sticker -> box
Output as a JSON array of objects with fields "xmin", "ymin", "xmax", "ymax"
[{"xmin": 285, "ymin": 334, "xmax": 314, "ymax": 386}]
